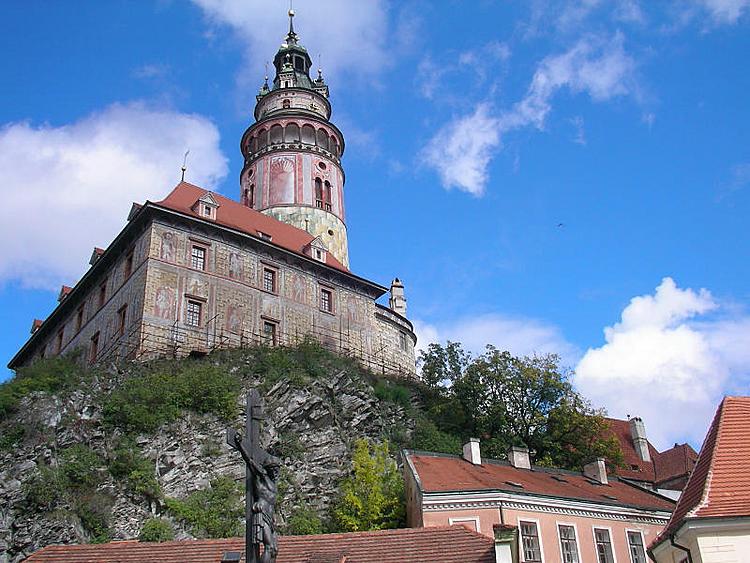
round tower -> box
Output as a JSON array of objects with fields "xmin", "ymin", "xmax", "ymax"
[{"xmin": 239, "ymin": 10, "xmax": 349, "ymax": 268}]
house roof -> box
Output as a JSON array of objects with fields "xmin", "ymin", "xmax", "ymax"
[
  {"xmin": 652, "ymin": 396, "xmax": 750, "ymax": 547},
  {"xmin": 406, "ymin": 451, "xmax": 675, "ymax": 513},
  {"xmin": 154, "ymin": 182, "xmax": 348, "ymax": 273},
  {"xmin": 604, "ymin": 417, "xmax": 697, "ymax": 486},
  {"xmin": 24, "ymin": 526, "xmax": 496, "ymax": 563}
]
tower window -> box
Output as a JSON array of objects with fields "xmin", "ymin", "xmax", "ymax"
[
  {"xmin": 285, "ymin": 123, "xmax": 300, "ymax": 143},
  {"xmin": 246, "ymin": 185, "xmax": 255, "ymax": 209},
  {"xmin": 315, "ymin": 178, "xmax": 323, "ymax": 208},
  {"xmin": 191, "ymin": 246, "xmax": 206, "ymax": 270},
  {"xmin": 270, "ymin": 124, "xmax": 283, "ymax": 144},
  {"xmin": 324, "ymin": 181, "xmax": 332, "ymax": 211},
  {"xmin": 89, "ymin": 332, "xmax": 99, "ymax": 364},
  {"xmin": 185, "ymin": 300, "xmax": 202, "ymax": 327},
  {"xmin": 282, "ymin": 99, "xmax": 291, "ymax": 109},
  {"xmin": 294, "ymin": 56, "xmax": 305, "ymax": 71}
]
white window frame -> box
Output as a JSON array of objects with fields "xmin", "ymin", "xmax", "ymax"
[
  {"xmin": 448, "ymin": 516, "xmax": 481, "ymax": 534},
  {"xmin": 625, "ymin": 529, "xmax": 648, "ymax": 563},
  {"xmin": 517, "ymin": 517, "xmax": 545, "ymax": 563},
  {"xmin": 592, "ymin": 526, "xmax": 618, "ymax": 563},
  {"xmin": 556, "ymin": 521, "xmax": 581, "ymax": 563}
]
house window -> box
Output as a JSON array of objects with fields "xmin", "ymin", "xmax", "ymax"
[
  {"xmin": 262, "ymin": 320, "xmax": 277, "ymax": 345},
  {"xmin": 98, "ymin": 279, "xmax": 107, "ymax": 308},
  {"xmin": 594, "ymin": 529, "xmax": 615, "ymax": 563},
  {"xmin": 262, "ymin": 267, "xmax": 277, "ymax": 293},
  {"xmin": 76, "ymin": 304, "xmax": 85, "ymax": 332},
  {"xmin": 117, "ymin": 304, "xmax": 127, "ymax": 337},
  {"xmin": 202, "ymin": 204, "xmax": 212, "ymax": 217},
  {"xmin": 124, "ymin": 250, "xmax": 134, "ymax": 278},
  {"xmin": 627, "ymin": 531, "xmax": 647, "ymax": 563},
  {"xmin": 399, "ymin": 331, "xmax": 408, "ymax": 352},
  {"xmin": 89, "ymin": 332, "xmax": 99, "ymax": 364},
  {"xmin": 558, "ymin": 525, "xmax": 580, "ymax": 563},
  {"xmin": 56, "ymin": 328, "xmax": 64, "ymax": 354},
  {"xmin": 313, "ymin": 248, "xmax": 325, "ymax": 262},
  {"xmin": 519, "ymin": 521, "xmax": 542, "ymax": 563},
  {"xmin": 185, "ymin": 300, "xmax": 202, "ymax": 327},
  {"xmin": 320, "ymin": 288, "xmax": 333, "ymax": 313},
  {"xmin": 191, "ymin": 246, "xmax": 206, "ymax": 270}
]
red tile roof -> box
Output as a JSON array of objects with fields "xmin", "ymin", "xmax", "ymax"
[
  {"xmin": 604, "ymin": 418, "xmax": 697, "ymax": 486},
  {"xmin": 653, "ymin": 397, "xmax": 750, "ymax": 546},
  {"xmin": 407, "ymin": 452, "xmax": 675, "ymax": 512},
  {"xmin": 154, "ymin": 182, "xmax": 348, "ymax": 273},
  {"xmin": 58, "ymin": 285, "xmax": 73, "ymax": 302},
  {"xmin": 24, "ymin": 526, "xmax": 496, "ymax": 563}
]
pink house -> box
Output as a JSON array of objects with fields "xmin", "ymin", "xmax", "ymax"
[{"xmin": 404, "ymin": 441, "xmax": 675, "ymax": 563}]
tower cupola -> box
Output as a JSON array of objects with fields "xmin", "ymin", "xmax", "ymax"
[{"xmin": 240, "ymin": 9, "xmax": 350, "ymax": 267}]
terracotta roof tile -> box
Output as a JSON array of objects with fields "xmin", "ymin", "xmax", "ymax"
[
  {"xmin": 154, "ymin": 182, "xmax": 348, "ymax": 273},
  {"xmin": 24, "ymin": 526, "xmax": 496, "ymax": 563},
  {"xmin": 408, "ymin": 452, "xmax": 674, "ymax": 512},
  {"xmin": 653, "ymin": 396, "xmax": 750, "ymax": 546}
]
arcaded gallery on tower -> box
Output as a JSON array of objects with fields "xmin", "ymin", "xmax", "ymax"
[{"xmin": 9, "ymin": 15, "xmax": 417, "ymax": 376}]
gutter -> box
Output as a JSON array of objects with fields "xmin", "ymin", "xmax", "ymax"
[{"xmin": 669, "ymin": 534, "xmax": 692, "ymax": 563}]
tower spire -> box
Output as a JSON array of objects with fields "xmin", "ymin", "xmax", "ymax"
[{"xmin": 286, "ymin": 2, "xmax": 298, "ymax": 45}]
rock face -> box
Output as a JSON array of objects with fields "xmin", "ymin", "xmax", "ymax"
[{"xmin": 0, "ymin": 353, "xmax": 412, "ymax": 563}]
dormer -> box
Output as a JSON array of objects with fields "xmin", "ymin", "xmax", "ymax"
[
  {"xmin": 89, "ymin": 247, "xmax": 105, "ymax": 266},
  {"xmin": 58, "ymin": 285, "xmax": 73, "ymax": 303},
  {"xmin": 30, "ymin": 319, "xmax": 43, "ymax": 335},
  {"xmin": 193, "ymin": 192, "xmax": 220, "ymax": 220},
  {"xmin": 304, "ymin": 236, "xmax": 328, "ymax": 263}
]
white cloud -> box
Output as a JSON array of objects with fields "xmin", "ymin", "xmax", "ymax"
[
  {"xmin": 575, "ymin": 278, "xmax": 750, "ymax": 449},
  {"xmin": 414, "ymin": 314, "xmax": 580, "ymax": 367},
  {"xmin": 190, "ymin": 0, "xmax": 391, "ymax": 84},
  {"xmin": 696, "ymin": 0, "xmax": 750, "ymax": 24},
  {"xmin": 0, "ymin": 102, "xmax": 228, "ymax": 289},
  {"xmin": 421, "ymin": 104, "xmax": 501, "ymax": 196}
]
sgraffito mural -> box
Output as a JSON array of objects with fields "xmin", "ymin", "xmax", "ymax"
[
  {"xmin": 286, "ymin": 271, "xmax": 309, "ymax": 304},
  {"xmin": 229, "ymin": 252, "xmax": 243, "ymax": 280},
  {"xmin": 269, "ymin": 156, "xmax": 295, "ymax": 205},
  {"xmin": 160, "ymin": 232, "xmax": 176, "ymax": 262},
  {"xmin": 154, "ymin": 287, "xmax": 176, "ymax": 320},
  {"xmin": 225, "ymin": 305, "xmax": 243, "ymax": 334}
]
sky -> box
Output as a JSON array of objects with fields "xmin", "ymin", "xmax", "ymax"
[{"xmin": 1, "ymin": 0, "xmax": 749, "ymax": 451}]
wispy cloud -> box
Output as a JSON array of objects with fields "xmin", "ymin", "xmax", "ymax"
[
  {"xmin": 0, "ymin": 103, "xmax": 228, "ymax": 289},
  {"xmin": 575, "ymin": 277, "xmax": 750, "ymax": 448},
  {"xmin": 695, "ymin": 0, "xmax": 750, "ymax": 24}
]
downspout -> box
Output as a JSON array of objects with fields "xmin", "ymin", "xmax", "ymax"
[{"xmin": 669, "ymin": 534, "xmax": 693, "ymax": 563}]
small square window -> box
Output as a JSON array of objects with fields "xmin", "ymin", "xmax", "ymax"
[
  {"xmin": 191, "ymin": 246, "xmax": 206, "ymax": 270},
  {"xmin": 262, "ymin": 320, "xmax": 277, "ymax": 345},
  {"xmin": 186, "ymin": 300, "xmax": 202, "ymax": 327},
  {"xmin": 263, "ymin": 268, "xmax": 277, "ymax": 293},
  {"xmin": 203, "ymin": 205, "xmax": 212, "ymax": 217},
  {"xmin": 320, "ymin": 288, "xmax": 333, "ymax": 313}
]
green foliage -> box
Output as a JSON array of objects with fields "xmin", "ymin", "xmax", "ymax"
[
  {"xmin": 277, "ymin": 432, "xmax": 305, "ymax": 460},
  {"xmin": 102, "ymin": 362, "xmax": 240, "ymax": 434},
  {"xmin": 0, "ymin": 355, "xmax": 86, "ymax": 420},
  {"xmin": 166, "ymin": 477, "xmax": 244, "ymax": 538},
  {"xmin": 411, "ymin": 417, "xmax": 461, "ymax": 455},
  {"xmin": 0, "ymin": 423, "xmax": 25, "ymax": 451},
  {"xmin": 74, "ymin": 492, "xmax": 113, "ymax": 543},
  {"xmin": 108, "ymin": 440, "xmax": 161, "ymax": 501},
  {"xmin": 331, "ymin": 439, "xmax": 405, "ymax": 532},
  {"xmin": 60, "ymin": 444, "xmax": 105, "ymax": 489},
  {"xmin": 286, "ymin": 506, "xmax": 324, "ymax": 536},
  {"xmin": 24, "ymin": 466, "xmax": 66, "ymax": 510},
  {"xmin": 373, "ymin": 380, "xmax": 412, "ymax": 408},
  {"xmin": 417, "ymin": 343, "xmax": 624, "ymax": 470},
  {"xmin": 139, "ymin": 518, "xmax": 175, "ymax": 542}
]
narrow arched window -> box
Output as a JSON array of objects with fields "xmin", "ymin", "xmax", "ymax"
[
  {"xmin": 301, "ymin": 124, "xmax": 315, "ymax": 145},
  {"xmin": 324, "ymin": 181, "xmax": 332, "ymax": 212},
  {"xmin": 246, "ymin": 185, "xmax": 255, "ymax": 209},
  {"xmin": 257, "ymin": 129, "xmax": 268, "ymax": 149},
  {"xmin": 270, "ymin": 124, "xmax": 283, "ymax": 145},
  {"xmin": 314, "ymin": 178, "xmax": 323, "ymax": 208},
  {"xmin": 317, "ymin": 129, "xmax": 329, "ymax": 150},
  {"xmin": 285, "ymin": 123, "xmax": 300, "ymax": 143}
]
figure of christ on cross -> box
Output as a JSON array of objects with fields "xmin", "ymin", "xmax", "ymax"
[{"xmin": 227, "ymin": 390, "xmax": 282, "ymax": 563}]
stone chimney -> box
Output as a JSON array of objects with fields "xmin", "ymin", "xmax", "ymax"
[
  {"xmin": 389, "ymin": 278, "xmax": 407, "ymax": 316},
  {"xmin": 507, "ymin": 445, "xmax": 531, "ymax": 470},
  {"xmin": 583, "ymin": 458, "xmax": 608, "ymax": 485},
  {"xmin": 629, "ymin": 417, "xmax": 651, "ymax": 462},
  {"xmin": 462, "ymin": 438, "xmax": 482, "ymax": 465}
]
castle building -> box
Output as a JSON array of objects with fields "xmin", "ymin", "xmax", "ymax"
[{"xmin": 8, "ymin": 12, "xmax": 417, "ymax": 375}]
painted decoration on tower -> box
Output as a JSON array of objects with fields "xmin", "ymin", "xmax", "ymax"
[
  {"xmin": 187, "ymin": 277, "xmax": 209, "ymax": 298},
  {"xmin": 160, "ymin": 232, "xmax": 176, "ymax": 262},
  {"xmin": 154, "ymin": 287, "xmax": 176, "ymax": 320},
  {"xmin": 225, "ymin": 305, "xmax": 244, "ymax": 334},
  {"xmin": 229, "ymin": 252, "xmax": 243, "ymax": 280},
  {"xmin": 269, "ymin": 156, "xmax": 296, "ymax": 205},
  {"xmin": 286, "ymin": 272, "xmax": 309, "ymax": 304}
]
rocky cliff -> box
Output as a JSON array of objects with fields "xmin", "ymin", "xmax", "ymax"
[{"xmin": 0, "ymin": 344, "xmax": 418, "ymax": 562}]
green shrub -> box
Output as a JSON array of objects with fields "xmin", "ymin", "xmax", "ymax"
[
  {"xmin": 373, "ymin": 380, "xmax": 412, "ymax": 408},
  {"xmin": 24, "ymin": 466, "xmax": 66, "ymax": 510},
  {"xmin": 139, "ymin": 518, "xmax": 175, "ymax": 542},
  {"xmin": 74, "ymin": 492, "xmax": 113, "ymax": 543},
  {"xmin": 411, "ymin": 417, "xmax": 461, "ymax": 455},
  {"xmin": 0, "ymin": 423, "xmax": 25, "ymax": 451},
  {"xmin": 165, "ymin": 477, "xmax": 244, "ymax": 538},
  {"xmin": 60, "ymin": 444, "xmax": 105, "ymax": 489},
  {"xmin": 286, "ymin": 506, "xmax": 323, "ymax": 535},
  {"xmin": 108, "ymin": 440, "xmax": 161, "ymax": 501}
]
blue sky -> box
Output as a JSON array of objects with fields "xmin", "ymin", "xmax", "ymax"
[{"xmin": 1, "ymin": 0, "xmax": 749, "ymax": 449}]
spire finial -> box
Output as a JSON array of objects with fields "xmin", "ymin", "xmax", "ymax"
[{"xmin": 287, "ymin": 1, "xmax": 297, "ymax": 43}]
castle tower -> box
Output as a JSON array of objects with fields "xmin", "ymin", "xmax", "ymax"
[{"xmin": 239, "ymin": 10, "xmax": 349, "ymax": 267}]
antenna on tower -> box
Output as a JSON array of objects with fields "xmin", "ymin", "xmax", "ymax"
[{"xmin": 181, "ymin": 150, "xmax": 190, "ymax": 182}]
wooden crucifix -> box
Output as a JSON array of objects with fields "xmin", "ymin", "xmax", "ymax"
[{"xmin": 227, "ymin": 390, "xmax": 281, "ymax": 563}]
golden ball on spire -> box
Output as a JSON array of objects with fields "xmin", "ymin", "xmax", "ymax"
[{"xmin": 288, "ymin": 9, "xmax": 295, "ymax": 17}]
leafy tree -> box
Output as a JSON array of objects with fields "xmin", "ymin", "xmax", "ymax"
[
  {"xmin": 331, "ymin": 439, "xmax": 405, "ymax": 532},
  {"xmin": 139, "ymin": 518, "xmax": 175, "ymax": 542},
  {"xmin": 417, "ymin": 343, "xmax": 623, "ymax": 470},
  {"xmin": 286, "ymin": 506, "xmax": 324, "ymax": 535}
]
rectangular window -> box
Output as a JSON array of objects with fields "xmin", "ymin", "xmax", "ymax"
[
  {"xmin": 185, "ymin": 300, "xmax": 202, "ymax": 327},
  {"xmin": 56, "ymin": 328, "xmax": 64, "ymax": 354},
  {"xmin": 558, "ymin": 525, "xmax": 580, "ymax": 563},
  {"xmin": 520, "ymin": 521, "xmax": 542, "ymax": 563},
  {"xmin": 191, "ymin": 246, "xmax": 206, "ymax": 270},
  {"xmin": 98, "ymin": 279, "xmax": 107, "ymax": 308},
  {"xmin": 89, "ymin": 332, "xmax": 99, "ymax": 364},
  {"xmin": 263, "ymin": 267, "xmax": 277, "ymax": 293},
  {"xmin": 124, "ymin": 250, "xmax": 134, "ymax": 278},
  {"xmin": 399, "ymin": 331, "xmax": 409, "ymax": 352},
  {"xmin": 76, "ymin": 304, "xmax": 85, "ymax": 332},
  {"xmin": 117, "ymin": 304, "xmax": 127, "ymax": 337},
  {"xmin": 627, "ymin": 531, "xmax": 647, "ymax": 563},
  {"xmin": 262, "ymin": 320, "xmax": 277, "ymax": 345},
  {"xmin": 594, "ymin": 529, "xmax": 615, "ymax": 563},
  {"xmin": 320, "ymin": 288, "xmax": 333, "ymax": 313}
]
